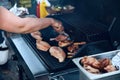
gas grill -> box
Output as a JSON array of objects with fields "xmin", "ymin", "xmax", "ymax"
[
  {"xmin": 7, "ymin": 0, "xmax": 119, "ymax": 79},
  {"xmin": 8, "ymin": 13, "xmax": 113, "ymax": 80},
  {"xmin": 21, "ymin": 13, "xmax": 110, "ymax": 72}
]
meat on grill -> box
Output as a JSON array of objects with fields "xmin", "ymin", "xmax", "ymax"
[
  {"xmin": 31, "ymin": 31, "xmax": 42, "ymax": 40},
  {"xmin": 58, "ymin": 40, "xmax": 73, "ymax": 47},
  {"xmin": 49, "ymin": 46, "xmax": 66, "ymax": 62},
  {"xmin": 50, "ymin": 34, "xmax": 68, "ymax": 41},
  {"xmin": 73, "ymin": 42, "xmax": 86, "ymax": 46},
  {"xmin": 36, "ymin": 40, "xmax": 51, "ymax": 51},
  {"xmin": 67, "ymin": 44, "xmax": 79, "ymax": 53}
]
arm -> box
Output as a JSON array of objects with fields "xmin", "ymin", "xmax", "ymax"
[{"xmin": 0, "ymin": 6, "xmax": 62, "ymax": 34}]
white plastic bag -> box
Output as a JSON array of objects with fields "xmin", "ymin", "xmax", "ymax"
[
  {"xmin": 112, "ymin": 51, "xmax": 120, "ymax": 70},
  {"xmin": 9, "ymin": 3, "xmax": 29, "ymax": 16}
]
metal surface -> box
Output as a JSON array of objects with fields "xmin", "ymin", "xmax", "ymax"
[
  {"xmin": 8, "ymin": 34, "xmax": 79, "ymax": 80},
  {"xmin": 73, "ymin": 50, "xmax": 120, "ymax": 80},
  {"xmin": 9, "ymin": 34, "xmax": 49, "ymax": 78},
  {"xmin": 21, "ymin": 28, "xmax": 77, "ymax": 72}
]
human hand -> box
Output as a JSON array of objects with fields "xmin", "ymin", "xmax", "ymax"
[{"xmin": 51, "ymin": 19, "xmax": 64, "ymax": 33}]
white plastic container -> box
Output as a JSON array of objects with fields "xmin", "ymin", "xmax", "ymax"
[{"xmin": 73, "ymin": 50, "xmax": 120, "ymax": 80}]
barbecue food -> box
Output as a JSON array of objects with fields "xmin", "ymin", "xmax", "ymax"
[
  {"xmin": 80, "ymin": 56, "xmax": 117, "ymax": 74},
  {"xmin": 84, "ymin": 64, "xmax": 100, "ymax": 74},
  {"xmin": 31, "ymin": 31, "xmax": 42, "ymax": 40},
  {"xmin": 49, "ymin": 46, "xmax": 66, "ymax": 62},
  {"xmin": 81, "ymin": 56, "xmax": 100, "ymax": 69},
  {"xmin": 50, "ymin": 34, "xmax": 68, "ymax": 41},
  {"xmin": 36, "ymin": 40, "xmax": 51, "ymax": 51},
  {"xmin": 67, "ymin": 44, "xmax": 79, "ymax": 53},
  {"xmin": 67, "ymin": 42, "xmax": 86, "ymax": 53},
  {"xmin": 58, "ymin": 40, "xmax": 73, "ymax": 47},
  {"xmin": 104, "ymin": 65, "xmax": 117, "ymax": 72},
  {"xmin": 99, "ymin": 58, "xmax": 111, "ymax": 69},
  {"xmin": 67, "ymin": 44, "xmax": 79, "ymax": 58},
  {"xmin": 73, "ymin": 42, "xmax": 86, "ymax": 46},
  {"xmin": 67, "ymin": 42, "xmax": 86, "ymax": 58}
]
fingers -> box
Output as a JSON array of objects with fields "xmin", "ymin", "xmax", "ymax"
[{"xmin": 52, "ymin": 19, "xmax": 64, "ymax": 33}]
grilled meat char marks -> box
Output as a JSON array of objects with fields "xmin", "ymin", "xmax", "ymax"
[{"xmin": 80, "ymin": 56, "xmax": 117, "ymax": 74}]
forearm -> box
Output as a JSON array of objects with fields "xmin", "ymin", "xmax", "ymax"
[
  {"xmin": 0, "ymin": 6, "xmax": 25, "ymax": 33},
  {"xmin": 0, "ymin": 6, "xmax": 53, "ymax": 33},
  {"xmin": 0, "ymin": 6, "xmax": 61, "ymax": 34},
  {"xmin": 21, "ymin": 17, "xmax": 54, "ymax": 33}
]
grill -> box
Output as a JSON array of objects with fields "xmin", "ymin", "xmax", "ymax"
[
  {"xmin": 7, "ymin": 0, "xmax": 120, "ymax": 79},
  {"xmin": 20, "ymin": 13, "xmax": 111, "ymax": 73}
]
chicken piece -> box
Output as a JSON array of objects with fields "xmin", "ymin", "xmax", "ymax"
[
  {"xmin": 67, "ymin": 52, "xmax": 76, "ymax": 56},
  {"xmin": 49, "ymin": 46, "xmax": 66, "ymax": 62},
  {"xmin": 81, "ymin": 56, "xmax": 100, "ymax": 69},
  {"xmin": 31, "ymin": 31, "xmax": 42, "ymax": 40},
  {"xmin": 84, "ymin": 64, "xmax": 100, "ymax": 74},
  {"xmin": 99, "ymin": 58, "xmax": 111, "ymax": 69},
  {"xmin": 50, "ymin": 34, "xmax": 68, "ymax": 41},
  {"xmin": 67, "ymin": 55, "xmax": 73, "ymax": 58},
  {"xmin": 36, "ymin": 40, "xmax": 51, "ymax": 51},
  {"xmin": 73, "ymin": 42, "xmax": 86, "ymax": 46},
  {"xmin": 92, "ymin": 61, "xmax": 101, "ymax": 69},
  {"xmin": 67, "ymin": 44, "xmax": 79, "ymax": 53},
  {"xmin": 104, "ymin": 65, "xmax": 117, "ymax": 72},
  {"xmin": 58, "ymin": 40, "xmax": 73, "ymax": 47}
]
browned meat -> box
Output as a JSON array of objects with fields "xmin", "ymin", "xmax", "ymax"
[
  {"xmin": 81, "ymin": 56, "xmax": 100, "ymax": 69},
  {"xmin": 99, "ymin": 58, "xmax": 111, "ymax": 69},
  {"xmin": 67, "ymin": 44, "xmax": 79, "ymax": 53},
  {"xmin": 49, "ymin": 46, "xmax": 66, "ymax": 62},
  {"xmin": 80, "ymin": 56, "xmax": 117, "ymax": 74},
  {"xmin": 58, "ymin": 40, "xmax": 73, "ymax": 47},
  {"xmin": 104, "ymin": 65, "xmax": 117, "ymax": 72},
  {"xmin": 83, "ymin": 64, "xmax": 100, "ymax": 74},
  {"xmin": 31, "ymin": 31, "xmax": 42, "ymax": 40},
  {"xmin": 73, "ymin": 42, "xmax": 86, "ymax": 46},
  {"xmin": 36, "ymin": 40, "xmax": 51, "ymax": 51},
  {"xmin": 50, "ymin": 34, "xmax": 68, "ymax": 41}
]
